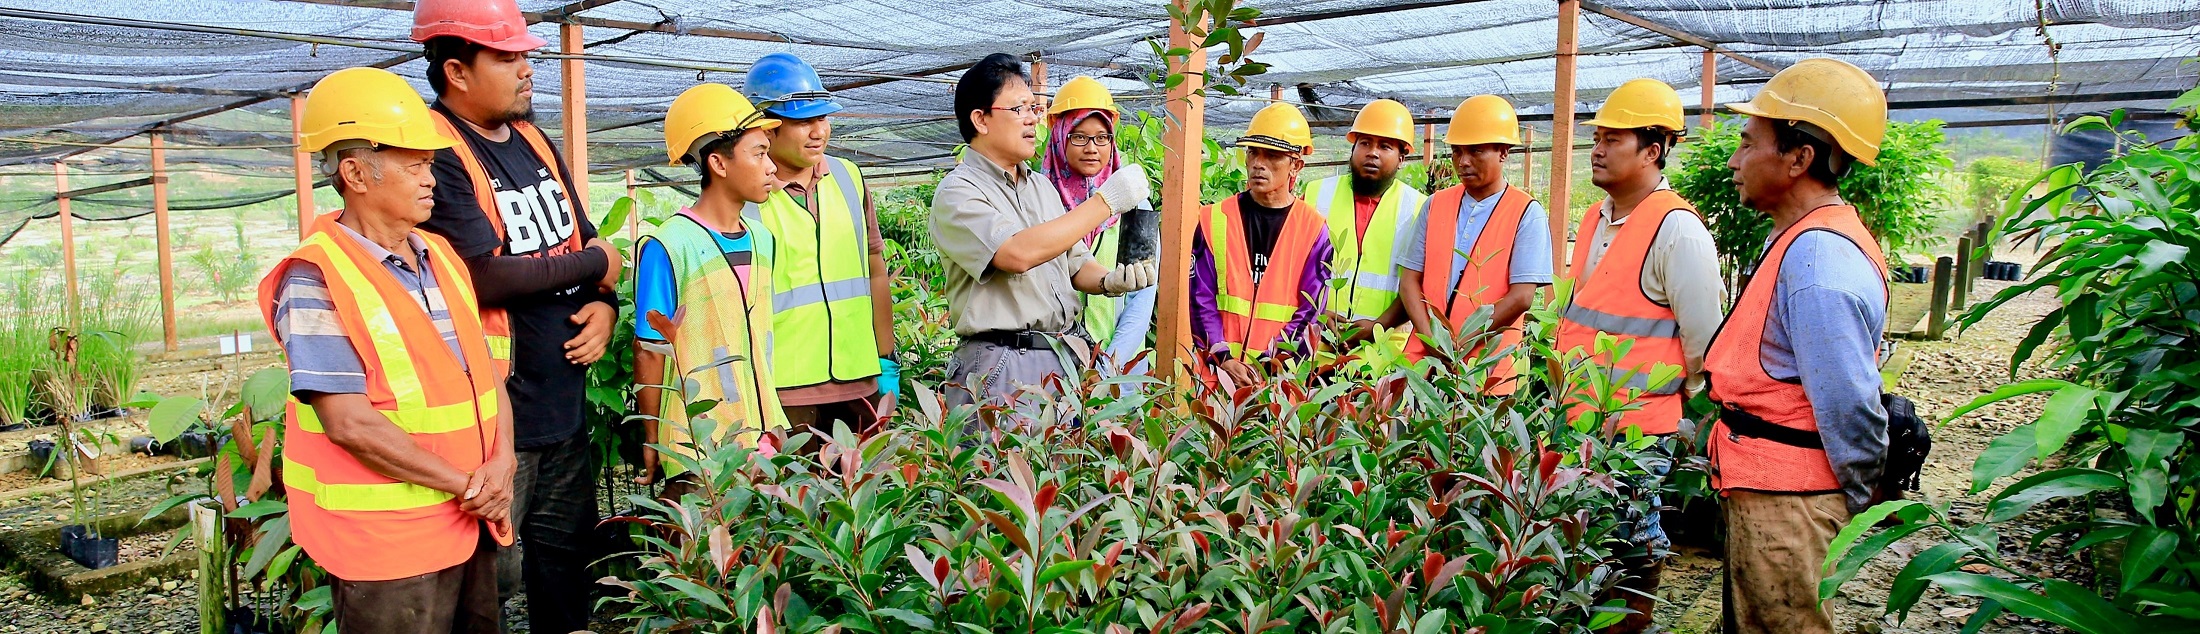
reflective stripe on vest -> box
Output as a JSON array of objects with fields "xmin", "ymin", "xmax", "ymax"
[
  {"xmin": 1555, "ymin": 191, "xmax": 1700, "ymax": 436},
  {"xmin": 1706, "ymin": 205, "xmax": 1888, "ymax": 493},
  {"xmin": 1207, "ymin": 196, "xmax": 1328, "ymax": 358},
  {"xmin": 1305, "ymin": 175, "xmax": 1424, "ymax": 321},
  {"xmin": 426, "ymin": 111, "xmax": 582, "ymax": 369},
  {"xmin": 256, "ymin": 212, "xmax": 502, "ymax": 582},
  {"xmin": 756, "ymin": 157, "xmax": 881, "ymax": 389},
  {"xmin": 1410, "ymin": 185, "xmax": 1533, "ymax": 395},
  {"xmin": 643, "ymin": 213, "xmax": 788, "ymax": 474}
]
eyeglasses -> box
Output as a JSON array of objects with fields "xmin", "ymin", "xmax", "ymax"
[
  {"xmin": 1066, "ymin": 133, "xmax": 1114, "ymax": 147},
  {"xmin": 988, "ymin": 103, "xmax": 1043, "ymax": 118}
]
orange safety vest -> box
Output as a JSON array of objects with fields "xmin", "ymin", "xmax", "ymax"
[
  {"xmin": 1409, "ymin": 185, "xmax": 1534, "ymax": 395},
  {"xmin": 1706, "ymin": 204, "xmax": 1888, "ymax": 493},
  {"xmin": 256, "ymin": 212, "xmax": 508, "ymax": 582},
  {"xmin": 1203, "ymin": 195, "xmax": 1329, "ymax": 359},
  {"xmin": 427, "ymin": 110, "xmax": 584, "ymax": 375},
  {"xmin": 1556, "ymin": 190, "xmax": 1699, "ymax": 435}
]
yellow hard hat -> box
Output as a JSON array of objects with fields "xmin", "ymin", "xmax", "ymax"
[
  {"xmin": 1443, "ymin": 95, "xmax": 1521, "ymax": 147},
  {"xmin": 664, "ymin": 83, "xmax": 782, "ymax": 166},
  {"xmin": 1237, "ymin": 102, "xmax": 1314, "ymax": 155},
  {"xmin": 1583, "ymin": 78, "xmax": 1686, "ymax": 134},
  {"xmin": 299, "ymin": 67, "xmax": 456, "ymax": 154},
  {"xmin": 1348, "ymin": 98, "xmax": 1416, "ymax": 146},
  {"xmin": 1048, "ymin": 76, "xmax": 1116, "ymax": 115},
  {"xmin": 1727, "ymin": 58, "xmax": 1887, "ymax": 166}
]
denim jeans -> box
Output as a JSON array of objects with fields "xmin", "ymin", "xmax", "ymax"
[{"xmin": 496, "ymin": 433, "xmax": 598, "ymax": 634}]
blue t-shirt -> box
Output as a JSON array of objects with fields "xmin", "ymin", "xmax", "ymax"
[
  {"xmin": 1394, "ymin": 190, "xmax": 1554, "ymax": 291},
  {"xmin": 634, "ymin": 212, "xmax": 755, "ymax": 343}
]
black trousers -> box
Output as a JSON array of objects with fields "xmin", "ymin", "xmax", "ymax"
[{"xmin": 498, "ymin": 433, "xmax": 599, "ymax": 634}]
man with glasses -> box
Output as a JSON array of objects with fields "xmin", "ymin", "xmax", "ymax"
[{"xmin": 930, "ymin": 54, "xmax": 1156, "ymax": 421}]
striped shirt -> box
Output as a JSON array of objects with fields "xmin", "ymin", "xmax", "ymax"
[{"xmin": 271, "ymin": 223, "xmax": 466, "ymax": 397}]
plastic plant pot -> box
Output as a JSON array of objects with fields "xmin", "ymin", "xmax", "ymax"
[
  {"xmin": 176, "ymin": 431, "xmax": 214, "ymax": 459},
  {"xmin": 129, "ymin": 435, "xmax": 159, "ymax": 455},
  {"xmin": 59, "ymin": 524, "xmax": 119, "ymax": 569},
  {"xmin": 26, "ymin": 438, "xmax": 56, "ymax": 474}
]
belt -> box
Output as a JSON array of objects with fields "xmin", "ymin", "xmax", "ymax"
[
  {"xmin": 1719, "ymin": 405, "xmax": 1823, "ymax": 449},
  {"xmin": 970, "ymin": 330, "xmax": 1071, "ymax": 351}
]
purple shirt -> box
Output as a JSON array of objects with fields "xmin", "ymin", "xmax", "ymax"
[{"xmin": 1190, "ymin": 220, "xmax": 1334, "ymax": 361}]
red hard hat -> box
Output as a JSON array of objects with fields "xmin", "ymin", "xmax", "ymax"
[{"xmin": 411, "ymin": 0, "xmax": 546, "ymax": 52}]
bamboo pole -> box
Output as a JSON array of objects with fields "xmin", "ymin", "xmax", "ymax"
[
  {"xmin": 291, "ymin": 94, "xmax": 313, "ymax": 240},
  {"xmin": 1153, "ymin": 0, "xmax": 1206, "ymax": 385},
  {"xmin": 1550, "ymin": 0, "xmax": 1579, "ymax": 283},
  {"xmin": 152, "ymin": 132, "xmax": 177, "ymax": 352},
  {"xmin": 55, "ymin": 162, "xmax": 78, "ymax": 327},
  {"xmin": 1700, "ymin": 50, "xmax": 1716, "ymax": 129},
  {"xmin": 561, "ymin": 22, "xmax": 590, "ymax": 206}
]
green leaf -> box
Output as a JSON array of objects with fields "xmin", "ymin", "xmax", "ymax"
[
  {"xmin": 227, "ymin": 500, "xmax": 289, "ymax": 520},
  {"xmin": 1585, "ymin": 599, "xmax": 1627, "ymax": 629},
  {"xmin": 2119, "ymin": 527, "xmax": 2177, "ymax": 591},
  {"xmin": 1412, "ymin": 609, "xmax": 1446, "ymax": 634},
  {"xmin": 139, "ymin": 493, "xmax": 209, "ymax": 525},
  {"xmin": 1825, "ymin": 500, "xmax": 1924, "ymax": 569},
  {"xmin": 1971, "ymin": 424, "xmax": 2039, "ymax": 494},
  {"xmin": 1943, "ymin": 379, "xmax": 2073, "ymax": 424},
  {"xmin": 2123, "ymin": 428, "xmax": 2182, "ymax": 470},
  {"xmin": 2131, "ymin": 240, "xmax": 2189, "ymax": 279},
  {"xmin": 1987, "ymin": 468, "xmax": 2123, "ymax": 522},
  {"xmin": 2034, "ymin": 385, "xmax": 2100, "ymax": 459},
  {"xmin": 871, "ymin": 608, "xmax": 935, "ymax": 631},
  {"xmin": 147, "ymin": 396, "xmax": 205, "ymax": 444},
  {"xmin": 600, "ymin": 196, "xmax": 634, "ymax": 243},
  {"xmin": 241, "ymin": 516, "xmax": 291, "ymax": 581},
  {"xmin": 1037, "ymin": 559, "xmax": 1094, "ymax": 586},
  {"xmin": 1926, "ymin": 572, "xmax": 2117, "ymax": 634},
  {"xmin": 241, "ymin": 367, "xmax": 290, "ymax": 422},
  {"xmin": 656, "ymin": 577, "xmax": 731, "ymax": 616},
  {"xmin": 2037, "ymin": 578, "xmax": 2143, "ymax": 634},
  {"xmin": 1821, "ymin": 520, "xmax": 1928, "ymax": 601},
  {"xmin": 1889, "ymin": 543, "xmax": 1972, "ymax": 621}
]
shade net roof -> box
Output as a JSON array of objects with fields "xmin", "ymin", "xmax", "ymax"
[{"xmin": 0, "ymin": 0, "xmax": 2195, "ymax": 244}]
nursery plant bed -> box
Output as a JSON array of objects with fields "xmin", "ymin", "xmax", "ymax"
[{"xmin": 0, "ymin": 505, "xmax": 192, "ymax": 601}]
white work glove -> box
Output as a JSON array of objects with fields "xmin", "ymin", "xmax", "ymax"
[
  {"xmin": 1099, "ymin": 260, "xmax": 1158, "ymax": 296},
  {"xmin": 1093, "ymin": 163, "xmax": 1152, "ymax": 216}
]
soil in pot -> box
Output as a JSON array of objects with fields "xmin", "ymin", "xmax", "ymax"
[{"xmin": 59, "ymin": 524, "xmax": 119, "ymax": 569}]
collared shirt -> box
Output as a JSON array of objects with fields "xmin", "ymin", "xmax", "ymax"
[
  {"xmin": 929, "ymin": 154, "xmax": 1094, "ymax": 336},
  {"xmin": 271, "ymin": 221, "xmax": 466, "ymax": 399},
  {"xmin": 1394, "ymin": 188, "xmax": 1554, "ymax": 290},
  {"xmin": 1578, "ymin": 180, "xmax": 1725, "ymax": 393}
]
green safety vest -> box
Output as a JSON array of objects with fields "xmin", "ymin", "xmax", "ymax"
[
  {"xmin": 753, "ymin": 156, "xmax": 882, "ymax": 389},
  {"xmin": 1081, "ymin": 223, "xmax": 1125, "ymax": 347},
  {"xmin": 1302, "ymin": 175, "xmax": 1426, "ymax": 321},
  {"xmin": 640, "ymin": 213, "xmax": 786, "ymax": 472}
]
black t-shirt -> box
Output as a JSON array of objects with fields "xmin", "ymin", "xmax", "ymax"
[
  {"xmin": 421, "ymin": 103, "xmax": 600, "ymax": 450},
  {"xmin": 1235, "ymin": 192, "xmax": 1292, "ymax": 284}
]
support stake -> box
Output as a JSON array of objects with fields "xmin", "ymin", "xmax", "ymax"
[
  {"xmin": 1152, "ymin": 0, "xmax": 1207, "ymax": 386},
  {"xmin": 561, "ymin": 22, "xmax": 590, "ymax": 207},
  {"xmin": 291, "ymin": 94, "xmax": 314, "ymax": 240},
  {"xmin": 56, "ymin": 162, "xmax": 78, "ymax": 327},
  {"xmin": 1929, "ymin": 256, "xmax": 1954, "ymax": 338},
  {"xmin": 152, "ymin": 132, "xmax": 177, "ymax": 352},
  {"xmin": 1700, "ymin": 50, "xmax": 1716, "ymax": 129},
  {"xmin": 1550, "ymin": 0, "xmax": 1580, "ymax": 285}
]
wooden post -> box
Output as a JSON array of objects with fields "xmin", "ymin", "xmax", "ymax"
[
  {"xmin": 1952, "ymin": 235, "xmax": 1973, "ymax": 313},
  {"xmin": 1031, "ymin": 58, "xmax": 1049, "ymax": 108},
  {"xmin": 1928, "ymin": 256, "xmax": 1954, "ymax": 338},
  {"xmin": 1422, "ymin": 122, "xmax": 1435, "ymax": 169},
  {"xmin": 623, "ymin": 169, "xmax": 639, "ymax": 242},
  {"xmin": 560, "ymin": 22, "xmax": 590, "ymax": 206},
  {"xmin": 1152, "ymin": 0, "xmax": 1207, "ymax": 385},
  {"xmin": 191, "ymin": 501, "xmax": 227, "ymax": 634},
  {"xmin": 1270, "ymin": 84, "xmax": 1282, "ymax": 102},
  {"xmin": 1521, "ymin": 127, "xmax": 1534, "ymax": 191},
  {"xmin": 1550, "ymin": 0, "xmax": 1580, "ymax": 284},
  {"xmin": 291, "ymin": 94, "xmax": 314, "ymax": 240},
  {"xmin": 152, "ymin": 132, "xmax": 177, "ymax": 352},
  {"xmin": 1972, "ymin": 221, "xmax": 1992, "ymax": 288},
  {"xmin": 55, "ymin": 162, "xmax": 78, "ymax": 327},
  {"xmin": 1700, "ymin": 50, "xmax": 1716, "ymax": 129}
]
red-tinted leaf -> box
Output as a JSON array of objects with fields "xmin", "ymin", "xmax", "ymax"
[
  {"xmin": 1421, "ymin": 550, "xmax": 1444, "ymax": 585},
  {"xmin": 1538, "ymin": 450, "xmax": 1562, "ymax": 483},
  {"xmin": 1172, "ymin": 603, "xmax": 1213, "ymax": 633},
  {"xmin": 1034, "ymin": 482, "xmax": 1060, "ymax": 516}
]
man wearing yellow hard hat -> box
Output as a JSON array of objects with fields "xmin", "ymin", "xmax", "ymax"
[
  {"xmin": 630, "ymin": 83, "xmax": 788, "ymax": 500},
  {"xmin": 1189, "ymin": 102, "xmax": 1334, "ymax": 386},
  {"xmin": 1707, "ymin": 58, "xmax": 1892, "ymax": 634},
  {"xmin": 1558, "ymin": 77, "xmax": 1725, "ymax": 633},
  {"xmin": 1045, "ymin": 76, "xmax": 1159, "ymax": 374},
  {"xmin": 1395, "ymin": 95, "xmax": 1551, "ymax": 394},
  {"xmin": 259, "ymin": 66, "xmax": 512, "ymax": 632},
  {"xmin": 1301, "ymin": 98, "xmax": 1426, "ymax": 369}
]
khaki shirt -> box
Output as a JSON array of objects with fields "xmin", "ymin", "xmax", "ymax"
[
  {"xmin": 929, "ymin": 155, "xmax": 1093, "ymax": 336},
  {"xmin": 1580, "ymin": 183, "xmax": 1726, "ymax": 394}
]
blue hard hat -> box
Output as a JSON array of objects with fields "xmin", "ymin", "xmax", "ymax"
[{"xmin": 743, "ymin": 53, "xmax": 842, "ymax": 120}]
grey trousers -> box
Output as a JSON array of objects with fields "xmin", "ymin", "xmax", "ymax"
[{"xmin": 943, "ymin": 337, "xmax": 1088, "ymax": 432}]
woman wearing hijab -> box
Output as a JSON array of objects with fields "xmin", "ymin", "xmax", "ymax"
[{"xmin": 1046, "ymin": 76, "xmax": 1156, "ymax": 373}]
